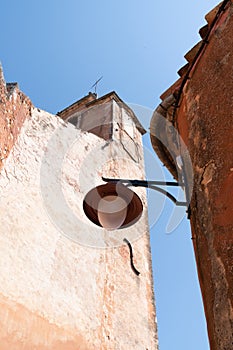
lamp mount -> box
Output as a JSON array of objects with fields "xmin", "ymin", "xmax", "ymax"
[{"xmin": 102, "ymin": 177, "xmax": 190, "ymax": 216}]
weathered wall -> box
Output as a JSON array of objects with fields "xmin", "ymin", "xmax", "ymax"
[
  {"xmin": 0, "ymin": 104, "xmax": 158, "ymax": 349},
  {"xmin": 150, "ymin": 2, "xmax": 233, "ymax": 349},
  {"xmin": 0, "ymin": 67, "xmax": 32, "ymax": 170},
  {"xmin": 176, "ymin": 4, "xmax": 233, "ymax": 349}
]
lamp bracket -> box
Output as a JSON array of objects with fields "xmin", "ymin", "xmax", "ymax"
[{"xmin": 102, "ymin": 177, "xmax": 188, "ymax": 207}]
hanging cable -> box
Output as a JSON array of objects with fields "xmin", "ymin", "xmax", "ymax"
[{"xmin": 123, "ymin": 238, "xmax": 140, "ymax": 276}]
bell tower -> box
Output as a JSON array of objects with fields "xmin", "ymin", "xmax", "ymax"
[{"xmin": 0, "ymin": 80, "xmax": 158, "ymax": 349}]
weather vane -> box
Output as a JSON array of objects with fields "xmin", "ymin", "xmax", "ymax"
[{"xmin": 90, "ymin": 76, "xmax": 103, "ymax": 95}]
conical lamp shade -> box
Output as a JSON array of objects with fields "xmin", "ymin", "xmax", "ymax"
[{"xmin": 83, "ymin": 182, "xmax": 143, "ymax": 230}]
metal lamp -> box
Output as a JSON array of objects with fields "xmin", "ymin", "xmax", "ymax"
[{"xmin": 83, "ymin": 177, "xmax": 188, "ymax": 230}]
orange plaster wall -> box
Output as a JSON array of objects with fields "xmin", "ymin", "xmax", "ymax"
[
  {"xmin": 0, "ymin": 73, "xmax": 32, "ymax": 170},
  {"xmin": 0, "ymin": 294, "xmax": 90, "ymax": 350},
  {"xmin": 176, "ymin": 4, "xmax": 233, "ymax": 350}
]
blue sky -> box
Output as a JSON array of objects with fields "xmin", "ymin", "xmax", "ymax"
[{"xmin": 1, "ymin": 1, "xmax": 220, "ymax": 349}]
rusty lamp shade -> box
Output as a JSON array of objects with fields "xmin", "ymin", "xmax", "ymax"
[{"xmin": 83, "ymin": 182, "xmax": 143, "ymax": 230}]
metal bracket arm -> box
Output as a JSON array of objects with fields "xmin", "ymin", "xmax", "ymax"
[{"xmin": 102, "ymin": 177, "xmax": 187, "ymax": 207}]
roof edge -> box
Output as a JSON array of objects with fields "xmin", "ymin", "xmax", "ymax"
[
  {"xmin": 57, "ymin": 91, "xmax": 146, "ymax": 135},
  {"xmin": 150, "ymin": 0, "xmax": 231, "ymax": 178}
]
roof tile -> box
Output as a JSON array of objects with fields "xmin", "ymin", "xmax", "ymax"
[
  {"xmin": 184, "ymin": 41, "xmax": 202, "ymax": 63},
  {"xmin": 205, "ymin": 1, "xmax": 223, "ymax": 25},
  {"xmin": 199, "ymin": 24, "xmax": 209, "ymax": 39},
  {"xmin": 177, "ymin": 63, "xmax": 189, "ymax": 77}
]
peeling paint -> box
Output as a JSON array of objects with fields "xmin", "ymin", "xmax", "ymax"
[{"xmin": 201, "ymin": 161, "xmax": 216, "ymax": 186}]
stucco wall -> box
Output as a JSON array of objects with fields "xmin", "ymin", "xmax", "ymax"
[
  {"xmin": 175, "ymin": 4, "xmax": 233, "ymax": 349},
  {"xmin": 0, "ymin": 106, "xmax": 158, "ymax": 349}
]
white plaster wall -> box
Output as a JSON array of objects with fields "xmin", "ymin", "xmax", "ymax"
[{"xmin": 0, "ymin": 107, "xmax": 158, "ymax": 349}]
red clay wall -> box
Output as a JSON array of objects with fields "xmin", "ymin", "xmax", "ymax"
[
  {"xmin": 176, "ymin": 4, "xmax": 233, "ymax": 349},
  {"xmin": 0, "ymin": 68, "xmax": 32, "ymax": 170}
]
